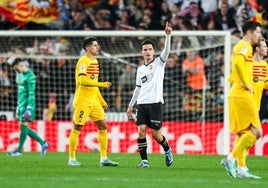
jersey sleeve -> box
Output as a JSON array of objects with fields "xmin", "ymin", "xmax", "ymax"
[
  {"xmin": 135, "ymin": 67, "xmax": 141, "ymax": 86},
  {"xmin": 27, "ymin": 72, "xmax": 36, "ymax": 108},
  {"xmin": 233, "ymin": 44, "xmax": 253, "ymax": 88}
]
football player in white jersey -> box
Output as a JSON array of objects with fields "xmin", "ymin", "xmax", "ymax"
[{"xmin": 126, "ymin": 22, "xmax": 173, "ymax": 168}]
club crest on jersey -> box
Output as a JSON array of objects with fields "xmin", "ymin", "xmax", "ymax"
[
  {"xmin": 253, "ymin": 77, "xmax": 259, "ymax": 82},
  {"xmin": 80, "ymin": 64, "xmax": 86, "ymax": 72},
  {"xmin": 149, "ymin": 65, "xmax": 153, "ymax": 70},
  {"xmin": 240, "ymin": 47, "xmax": 248, "ymax": 55},
  {"xmin": 90, "ymin": 74, "xmax": 95, "ymax": 79}
]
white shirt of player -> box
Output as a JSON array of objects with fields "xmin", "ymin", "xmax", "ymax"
[{"xmin": 136, "ymin": 57, "xmax": 166, "ymax": 105}]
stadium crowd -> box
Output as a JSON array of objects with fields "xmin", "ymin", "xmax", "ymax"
[{"xmin": 1, "ymin": 0, "xmax": 268, "ymax": 121}]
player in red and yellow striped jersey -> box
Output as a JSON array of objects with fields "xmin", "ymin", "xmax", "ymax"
[
  {"xmin": 68, "ymin": 38, "xmax": 119, "ymax": 167},
  {"xmin": 221, "ymin": 21, "xmax": 263, "ymax": 179},
  {"xmin": 252, "ymin": 39, "xmax": 268, "ymax": 111},
  {"xmin": 235, "ymin": 38, "xmax": 268, "ymax": 177}
]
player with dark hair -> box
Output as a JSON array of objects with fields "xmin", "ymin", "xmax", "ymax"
[
  {"xmin": 233, "ymin": 38, "xmax": 268, "ymax": 179},
  {"xmin": 126, "ymin": 22, "xmax": 173, "ymax": 168},
  {"xmin": 7, "ymin": 58, "xmax": 49, "ymax": 156},
  {"xmin": 221, "ymin": 20, "xmax": 263, "ymax": 179},
  {"xmin": 67, "ymin": 37, "xmax": 118, "ymax": 167}
]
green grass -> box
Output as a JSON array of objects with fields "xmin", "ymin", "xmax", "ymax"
[{"xmin": 0, "ymin": 152, "xmax": 267, "ymax": 188}]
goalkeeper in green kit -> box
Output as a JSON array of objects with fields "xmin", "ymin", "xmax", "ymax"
[{"xmin": 7, "ymin": 58, "xmax": 49, "ymax": 156}]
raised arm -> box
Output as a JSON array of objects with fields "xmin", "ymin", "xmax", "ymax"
[{"xmin": 160, "ymin": 22, "xmax": 172, "ymax": 62}]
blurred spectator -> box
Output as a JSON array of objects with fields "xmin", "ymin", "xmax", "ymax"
[
  {"xmin": 213, "ymin": 2, "xmax": 237, "ymax": 31},
  {"xmin": 98, "ymin": 57, "xmax": 120, "ymax": 112},
  {"xmin": 158, "ymin": 1, "xmax": 172, "ymax": 29},
  {"xmin": 163, "ymin": 54, "xmax": 184, "ymax": 120},
  {"xmin": 214, "ymin": 63, "xmax": 225, "ymax": 107},
  {"xmin": 262, "ymin": 12, "xmax": 268, "ymax": 39},
  {"xmin": 32, "ymin": 57, "xmax": 52, "ymax": 120},
  {"xmin": 180, "ymin": 0, "xmax": 199, "ymax": 11},
  {"xmin": 137, "ymin": 7, "xmax": 158, "ymax": 30},
  {"xmin": 183, "ymin": 49, "xmax": 207, "ymax": 93},
  {"xmin": 115, "ymin": 7, "xmax": 137, "ymax": 30},
  {"xmin": 1, "ymin": 0, "xmax": 265, "ymax": 33},
  {"xmin": 49, "ymin": 51, "xmax": 75, "ymax": 120},
  {"xmin": 63, "ymin": 10, "xmax": 91, "ymax": 30},
  {"xmin": 165, "ymin": 0, "xmax": 182, "ymax": 10},
  {"xmin": 84, "ymin": 7, "xmax": 97, "ymax": 30},
  {"xmin": 0, "ymin": 62, "xmax": 16, "ymax": 111},
  {"xmin": 169, "ymin": 2, "xmax": 182, "ymax": 28},
  {"xmin": 135, "ymin": 0, "xmax": 151, "ymax": 22},
  {"xmin": 200, "ymin": 0, "xmax": 218, "ymax": 19},
  {"xmin": 177, "ymin": 18, "xmax": 201, "ymax": 49},
  {"xmin": 236, "ymin": 7, "xmax": 250, "ymax": 33},
  {"xmin": 31, "ymin": 37, "xmax": 57, "ymax": 56},
  {"xmin": 115, "ymin": 64, "xmax": 136, "ymax": 112},
  {"xmin": 258, "ymin": 0, "xmax": 268, "ymax": 11},
  {"xmin": 236, "ymin": 1, "xmax": 257, "ymax": 19},
  {"xmin": 180, "ymin": 2, "xmax": 206, "ymax": 30},
  {"xmin": 204, "ymin": 49, "xmax": 224, "ymax": 98},
  {"xmin": 218, "ymin": 0, "xmax": 241, "ymax": 9},
  {"xmin": 182, "ymin": 49, "xmax": 207, "ymax": 115},
  {"xmin": 6, "ymin": 47, "xmax": 30, "ymax": 68},
  {"xmin": 172, "ymin": 35, "xmax": 183, "ymax": 56}
]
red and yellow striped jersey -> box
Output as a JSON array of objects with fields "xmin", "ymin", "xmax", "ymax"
[
  {"xmin": 252, "ymin": 60, "xmax": 268, "ymax": 110},
  {"xmin": 72, "ymin": 55, "xmax": 103, "ymax": 106}
]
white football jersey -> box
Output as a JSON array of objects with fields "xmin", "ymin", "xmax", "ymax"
[{"xmin": 136, "ymin": 56, "xmax": 166, "ymax": 104}]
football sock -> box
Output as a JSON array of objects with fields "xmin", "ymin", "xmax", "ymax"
[
  {"xmin": 27, "ymin": 128, "xmax": 45, "ymax": 145},
  {"xmin": 232, "ymin": 131, "xmax": 256, "ymax": 159},
  {"xmin": 158, "ymin": 135, "xmax": 169, "ymax": 152},
  {"xmin": 235, "ymin": 134, "xmax": 247, "ymax": 167},
  {"xmin": 17, "ymin": 124, "xmax": 28, "ymax": 153},
  {"xmin": 138, "ymin": 138, "xmax": 147, "ymax": 160},
  {"xmin": 98, "ymin": 129, "xmax": 108, "ymax": 159},
  {"xmin": 69, "ymin": 129, "xmax": 80, "ymax": 159}
]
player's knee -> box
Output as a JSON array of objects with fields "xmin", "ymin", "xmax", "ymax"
[
  {"xmin": 74, "ymin": 124, "xmax": 83, "ymax": 131},
  {"xmin": 251, "ymin": 128, "xmax": 262, "ymax": 139},
  {"xmin": 255, "ymin": 130, "xmax": 262, "ymax": 139},
  {"xmin": 151, "ymin": 130, "xmax": 162, "ymax": 142},
  {"xmin": 95, "ymin": 120, "xmax": 107, "ymax": 130}
]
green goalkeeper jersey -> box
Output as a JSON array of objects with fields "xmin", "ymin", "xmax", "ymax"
[{"xmin": 17, "ymin": 69, "xmax": 36, "ymax": 116}]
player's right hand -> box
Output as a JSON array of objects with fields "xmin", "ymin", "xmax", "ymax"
[
  {"xmin": 104, "ymin": 82, "xmax": 112, "ymax": 88},
  {"xmin": 245, "ymin": 85, "xmax": 254, "ymax": 94},
  {"xmin": 126, "ymin": 106, "xmax": 133, "ymax": 119}
]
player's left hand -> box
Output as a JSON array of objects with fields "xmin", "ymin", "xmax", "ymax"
[
  {"xmin": 165, "ymin": 21, "xmax": 172, "ymax": 35},
  {"xmin": 103, "ymin": 104, "xmax": 108, "ymax": 111}
]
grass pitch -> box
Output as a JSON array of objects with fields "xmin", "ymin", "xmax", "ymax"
[{"xmin": 0, "ymin": 152, "xmax": 267, "ymax": 188}]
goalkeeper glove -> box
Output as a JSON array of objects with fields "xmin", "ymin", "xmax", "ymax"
[{"xmin": 23, "ymin": 106, "xmax": 32, "ymax": 121}]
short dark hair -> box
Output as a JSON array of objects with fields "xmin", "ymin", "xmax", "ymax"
[
  {"xmin": 252, "ymin": 38, "xmax": 266, "ymax": 53},
  {"xmin": 242, "ymin": 20, "xmax": 262, "ymax": 35},
  {"xmin": 12, "ymin": 58, "xmax": 23, "ymax": 67},
  {"xmin": 83, "ymin": 37, "xmax": 97, "ymax": 50},
  {"xmin": 140, "ymin": 39, "xmax": 155, "ymax": 51}
]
